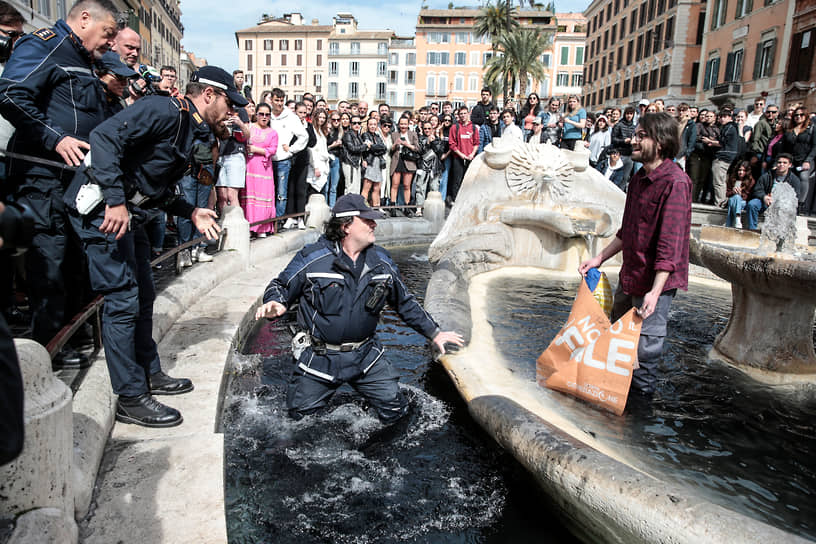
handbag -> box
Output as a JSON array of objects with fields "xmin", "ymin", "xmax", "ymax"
[{"xmin": 399, "ymin": 143, "xmax": 421, "ymax": 163}]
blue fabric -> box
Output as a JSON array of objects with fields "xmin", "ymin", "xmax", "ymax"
[
  {"xmin": 746, "ymin": 198, "xmax": 766, "ymax": 230},
  {"xmin": 726, "ymin": 195, "xmax": 746, "ymax": 228},
  {"xmin": 584, "ymin": 267, "xmax": 601, "ymax": 292},
  {"xmin": 178, "ymin": 174, "xmax": 211, "ymax": 244},
  {"xmin": 274, "ymin": 158, "xmax": 291, "ymax": 217},
  {"xmin": 562, "ymin": 108, "xmax": 586, "ymax": 140}
]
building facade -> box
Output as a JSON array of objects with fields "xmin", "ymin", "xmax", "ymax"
[
  {"xmin": 415, "ymin": 8, "xmax": 557, "ymax": 110},
  {"xmin": 141, "ymin": 0, "xmax": 183, "ymax": 70},
  {"xmin": 385, "ymin": 37, "xmax": 416, "ymax": 114},
  {"xmin": 783, "ymin": 0, "xmax": 815, "ymax": 110},
  {"xmin": 582, "ymin": 0, "xmax": 704, "ymax": 110},
  {"xmin": 550, "ymin": 13, "xmax": 587, "ymax": 99}
]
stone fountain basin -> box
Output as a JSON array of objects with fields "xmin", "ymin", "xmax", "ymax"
[
  {"xmin": 425, "ymin": 265, "xmax": 809, "ymax": 544},
  {"xmin": 692, "ymin": 226, "xmax": 816, "ymax": 301}
]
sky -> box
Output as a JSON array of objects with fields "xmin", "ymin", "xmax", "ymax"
[{"xmin": 180, "ymin": 0, "xmax": 592, "ymax": 71}]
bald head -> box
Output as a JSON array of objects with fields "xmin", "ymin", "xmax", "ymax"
[{"xmin": 113, "ymin": 27, "xmax": 141, "ymax": 67}]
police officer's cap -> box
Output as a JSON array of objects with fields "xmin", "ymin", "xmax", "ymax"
[
  {"xmin": 332, "ymin": 194, "xmax": 385, "ymax": 220},
  {"xmin": 98, "ymin": 51, "xmax": 137, "ymax": 78},
  {"xmin": 190, "ymin": 66, "xmax": 249, "ymax": 108}
]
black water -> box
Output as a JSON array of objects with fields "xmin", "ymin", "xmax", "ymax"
[
  {"xmin": 489, "ymin": 274, "xmax": 816, "ymax": 541},
  {"xmin": 223, "ymin": 246, "xmax": 579, "ymax": 544}
]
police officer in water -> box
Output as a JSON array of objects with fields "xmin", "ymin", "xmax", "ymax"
[
  {"xmin": 63, "ymin": 66, "xmax": 247, "ymax": 427},
  {"xmin": 256, "ymin": 194, "xmax": 464, "ymax": 423}
]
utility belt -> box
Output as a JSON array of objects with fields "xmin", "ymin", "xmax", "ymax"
[{"xmin": 291, "ymin": 331, "xmax": 372, "ymax": 358}]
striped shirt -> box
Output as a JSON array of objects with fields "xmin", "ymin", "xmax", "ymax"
[{"xmin": 616, "ymin": 159, "xmax": 692, "ymax": 296}]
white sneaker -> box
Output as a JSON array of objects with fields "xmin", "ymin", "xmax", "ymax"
[
  {"xmin": 179, "ymin": 249, "xmax": 193, "ymax": 268},
  {"xmin": 297, "ymin": 218, "xmax": 306, "ymax": 230},
  {"xmin": 735, "ymin": 217, "xmax": 742, "ymax": 229},
  {"xmin": 283, "ymin": 218, "xmax": 296, "ymax": 230},
  {"xmin": 194, "ymin": 247, "xmax": 213, "ymax": 262},
  {"xmin": 257, "ymin": 232, "xmax": 267, "ymax": 238}
]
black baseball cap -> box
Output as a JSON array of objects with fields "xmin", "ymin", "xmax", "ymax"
[
  {"xmin": 332, "ymin": 194, "xmax": 385, "ymax": 220},
  {"xmin": 190, "ymin": 66, "xmax": 249, "ymax": 107},
  {"xmin": 98, "ymin": 51, "xmax": 137, "ymax": 78}
]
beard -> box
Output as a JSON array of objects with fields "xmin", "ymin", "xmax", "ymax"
[{"xmin": 212, "ymin": 120, "xmax": 231, "ymax": 140}]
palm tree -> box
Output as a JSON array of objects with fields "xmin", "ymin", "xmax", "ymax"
[
  {"xmin": 484, "ymin": 30, "xmax": 551, "ymax": 101},
  {"xmin": 474, "ymin": 2, "xmax": 519, "ymax": 57}
]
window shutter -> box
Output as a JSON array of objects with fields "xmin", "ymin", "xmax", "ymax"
[
  {"xmin": 725, "ymin": 51, "xmax": 735, "ymax": 81},
  {"xmin": 753, "ymin": 42, "xmax": 762, "ymax": 79},
  {"xmin": 746, "ymin": 0, "xmax": 753, "ymax": 13},
  {"xmin": 767, "ymin": 38, "xmax": 777, "ymax": 76}
]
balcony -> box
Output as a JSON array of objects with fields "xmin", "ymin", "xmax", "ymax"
[{"xmin": 708, "ymin": 82, "xmax": 742, "ymax": 107}]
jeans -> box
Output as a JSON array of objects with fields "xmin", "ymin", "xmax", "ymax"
[
  {"xmin": 273, "ymin": 158, "xmax": 291, "ymax": 217},
  {"xmin": 326, "ymin": 156, "xmax": 340, "ymax": 207},
  {"xmin": 745, "ymin": 198, "xmax": 766, "ymax": 230},
  {"xmin": 439, "ymin": 156, "xmax": 451, "ymax": 200},
  {"xmin": 178, "ymin": 174, "xmax": 212, "ymax": 245},
  {"xmin": 726, "ymin": 195, "xmax": 746, "ymax": 228}
]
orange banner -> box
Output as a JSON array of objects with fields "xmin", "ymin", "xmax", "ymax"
[{"xmin": 536, "ymin": 280, "xmax": 642, "ymax": 415}]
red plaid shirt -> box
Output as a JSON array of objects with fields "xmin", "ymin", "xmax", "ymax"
[{"xmin": 616, "ymin": 159, "xmax": 692, "ymax": 296}]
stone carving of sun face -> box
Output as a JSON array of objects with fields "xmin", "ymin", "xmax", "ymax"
[{"xmin": 505, "ymin": 142, "xmax": 574, "ymax": 202}]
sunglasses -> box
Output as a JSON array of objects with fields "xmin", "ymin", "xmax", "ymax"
[
  {"xmin": 331, "ymin": 118, "xmax": 340, "ymax": 121},
  {"xmin": 0, "ymin": 29, "xmax": 25, "ymax": 39},
  {"xmin": 351, "ymin": 121, "xmax": 361, "ymax": 125},
  {"xmin": 767, "ymin": 110, "xmax": 779, "ymax": 114},
  {"xmin": 256, "ymin": 112, "xmax": 271, "ymax": 117}
]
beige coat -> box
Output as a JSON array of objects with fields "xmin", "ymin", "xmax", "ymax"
[{"xmin": 389, "ymin": 130, "xmax": 419, "ymax": 175}]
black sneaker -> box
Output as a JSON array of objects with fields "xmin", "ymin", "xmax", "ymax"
[
  {"xmin": 404, "ymin": 208, "xmax": 415, "ymax": 218},
  {"xmin": 149, "ymin": 370, "xmax": 194, "ymax": 395},
  {"xmin": 51, "ymin": 347, "xmax": 91, "ymax": 370},
  {"xmin": 116, "ymin": 393, "xmax": 182, "ymax": 427}
]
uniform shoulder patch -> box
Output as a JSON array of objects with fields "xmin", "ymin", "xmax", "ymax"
[
  {"xmin": 32, "ymin": 28, "xmax": 56, "ymax": 41},
  {"xmin": 192, "ymin": 112, "xmax": 203, "ymax": 125}
]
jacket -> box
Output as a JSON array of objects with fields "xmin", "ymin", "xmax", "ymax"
[
  {"xmin": 417, "ymin": 134, "xmax": 445, "ymax": 176},
  {"xmin": 360, "ymin": 130, "xmax": 386, "ymax": 166},
  {"xmin": 611, "ymin": 119, "xmax": 635, "ymax": 156},
  {"xmin": 750, "ymin": 116, "xmax": 774, "ymax": 156},
  {"xmin": 342, "ymin": 129, "xmax": 366, "ymax": 167},
  {"xmin": 63, "ymin": 95, "xmax": 210, "ymax": 219},
  {"xmin": 750, "ymin": 170, "xmax": 802, "ymax": 201},
  {"xmin": 0, "ymin": 20, "xmax": 107, "ymax": 180},
  {"xmin": 678, "ymin": 119, "xmax": 697, "ymax": 160},
  {"xmin": 262, "ymin": 236, "xmax": 440, "ymax": 383},
  {"xmin": 478, "ymin": 122, "xmax": 500, "ymax": 153},
  {"xmin": 715, "ymin": 121, "xmax": 740, "ymax": 162}
]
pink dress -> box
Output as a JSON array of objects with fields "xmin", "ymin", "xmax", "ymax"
[{"xmin": 240, "ymin": 125, "xmax": 279, "ymax": 234}]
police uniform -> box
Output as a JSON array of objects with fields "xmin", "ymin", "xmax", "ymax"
[
  {"xmin": 0, "ymin": 21, "xmax": 106, "ymax": 346},
  {"xmin": 63, "ymin": 95, "xmax": 210, "ymax": 399},
  {"xmin": 263, "ymin": 235, "xmax": 441, "ymax": 423}
]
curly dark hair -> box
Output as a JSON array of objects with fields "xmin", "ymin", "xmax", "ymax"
[{"xmin": 324, "ymin": 216, "xmax": 353, "ymax": 242}]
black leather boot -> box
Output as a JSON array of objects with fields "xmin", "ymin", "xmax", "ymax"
[
  {"xmin": 116, "ymin": 393, "xmax": 182, "ymax": 427},
  {"xmin": 149, "ymin": 370, "xmax": 194, "ymax": 395},
  {"xmin": 51, "ymin": 347, "xmax": 91, "ymax": 370}
]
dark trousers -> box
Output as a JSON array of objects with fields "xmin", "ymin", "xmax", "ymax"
[
  {"xmin": 286, "ymin": 150, "xmax": 309, "ymax": 216},
  {"xmin": 70, "ymin": 210, "xmax": 161, "ymax": 396},
  {"xmin": 448, "ymin": 156, "xmax": 469, "ymax": 201},
  {"xmin": 286, "ymin": 357, "xmax": 408, "ymax": 423},
  {"xmin": 0, "ymin": 312, "xmax": 23, "ymax": 465},
  {"xmin": 611, "ymin": 284, "xmax": 676, "ymax": 395},
  {"xmin": 17, "ymin": 177, "xmax": 85, "ymax": 345}
]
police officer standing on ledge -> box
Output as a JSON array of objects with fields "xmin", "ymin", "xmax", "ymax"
[
  {"xmin": 63, "ymin": 66, "xmax": 247, "ymax": 427},
  {"xmin": 0, "ymin": 0, "xmax": 118, "ymax": 368},
  {"xmin": 256, "ymin": 194, "xmax": 464, "ymax": 423}
]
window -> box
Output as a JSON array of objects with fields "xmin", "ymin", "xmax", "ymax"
[
  {"xmin": 659, "ymin": 65, "xmax": 670, "ymax": 87},
  {"xmin": 469, "ymin": 75, "xmax": 478, "ymax": 91},
  {"xmin": 294, "ymin": 74, "xmax": 302, "ymax": 87},
  {"xmin": 406, "ymin": 53, "xmax": 416, "ymax": 66},
  {"xmin": 314, "ymin": 74, "xmax": 322, "ymax": 88},
  {"xmin": 724, "ymin": 48, "xmax": 744, "ymax": 81},
  {"xmin": 279, "ymin": 39, "xmax": 289, "ymax": 51},
  {"xmin": 329, "ymin": 62, "xmax": 338, "ymax": 76},
  {"xmin": 378, "ymin": 42, "xmax": 388, "ymax": 55},
  {"xmin": 787, "ymin": 30, "xmax": 814, "ymax": 83},
  {"xmin": 388, "ymin": 91, "xmax": 397, "ymax": 104},
  {"xmin": 328, "ymin": 82, "xmax": 338, "ymax": 99},
  {"xmin": 696, "ymin": 12, "xmax": 706, "ymax": 44},
  {"xmin": 350, "ymin": 62, "xmax": 359, "ymax": 76},
  {"xmin": 247, "ymin": 54, "xmax": 253, "ymax": 67},
  {"xmin": 471, "ymin": 51, "xmax": 480, "ymax": 66},
  {"xmin": 389, "ymin": 70, "xmax": 399, "ymax": 84},
  {"xmin": 264, "ymin": 39, "xmax": 273, "ymax": 50},
  {"xmin": 281, "ymin": 54, "xmax": 287, "ymax": 66},
  {"xmin": 263, "ymin": 73, "xmax": 271, "ymax": 86},
  {"xmin": 427, "ymin": 52, "xmax": 450, "ymax": 65},
  {"xmin": 317, "ymin": 40, "xmax": 322, "ymax": 50},
  {"xmin": 390, "ymin": 53, "xmax": 399, "ymax": 64},
  {"xmin": 636, "ymin": 34, "xmax": 643, "ymax": 61},
  {"xmin": 405, "ymin": 71, "xmax": 415, "ymax": 84},
  {"xmin": 376, "ymin": 82, "xmax": 387, "ymax": 100},
  {"xmin": 279, "ymin": 73, "xmax": 287, "ymax": 86},
  {"xmin": 691, "ymin": 61, "xmax": 700, "ymax": 86},
  {"xmin": 575, "ymin": 46, "xmax": 584, "ymax": 65},
  {"xmin": 350, "ymin": 42, "xmax": 360, "ymax": 55},
  {"xmin": 456, "ymin": 32, "xmax": 468, "ymax": 43},
  {"xmin": 542, "ymin": 53, "xmax": 551, "ymax": 68},
  {"xmin": 316, "ymin": 55, "xmax": 322, "ymax": 66},
  {"xmin": 622, "ymin": 79, "xmax": 630, "ymax": 96},
  {"xmin": 428, "ymin": 32, "xmax": 450, "ymax": 43},
  {"xmin": 735, "ymin": 0, "xmax": 751, "ymax": 18},
  {"xmin": 329, "ymin": 42, "xmax": 339, "ymax": 55},
  {"xmin": 426, "ymin": 74, "xmax": 436, "ymax": 94},
  {"xmin": 296, "ymin": 54, "xmax": 302, "ymax": 66},
  {"xmin": 649, "ymin": 68, "xmax": 658, "ymax": 90},
  {"xmin": 349, "ymin": 82, "xmax": 359, "ymax": 98},
  {"xmin": 483, "ymin": 52, "xmax": 493, "ymax": 64},
  {"xmin": 572, "ymin": 73, "xmax": 583, "ymax": 86},
  {"xmin": 654, "ymin": 24, "xmax": 663, "ymax": 54},
  {"xmin": 263, "ymin": 54, "xmax": 269, "ymax": 66},
  {"xmin": 295, "ymin": 39, "xmax": 303, "ymax": 51},
  {"xmin": 455, "ymin": 52, "xmax": 466, "ymax": 65},
  {"xmin": 703, "ymin": 56, "xmax": 720, "ymax": 89},
  {"xmin": 754, "ymin": 37, "xmax": 776, "ymax": 79},
  {"xmin": 556, "ymin": 72, "xmax": 569, "ymax": 86},
  {"xmin": 455, "ymin": 75, "xmax": 464, "ymax": 91},
  {"xmin": 640, "ymin": 2, "xmax": 647, "ymax": 25},
  {"xmin": 438, "ymin": 74, "xmax": 447, "ymax": 95},
  {"xmin": 711, "ymin": 0, "xmax": 727, "ymax": 29},
  {"xmin": 617, "ymin": 46, "xmax": 624, "ymax": 70},
  {"xmin": 244, "ymin": 40, "xmax": 253, "ymax": 50},
  {"xmin": 560, "ymin": 46, "xmax": 569, "ymax": 65},
  {"xmin": 405, "ymin": 91, "xmax": 414, "ymax": 106},
  {"xmin": 377, "ymin": 61, "xmax": 387, "ymax": 77},
  {"xmin": 665, "ymin": 17, "xmax": 674, "ymax": 46},
  {"xmin": 630, "ymin": 8, "xmax": 637, "ymax": 32}
]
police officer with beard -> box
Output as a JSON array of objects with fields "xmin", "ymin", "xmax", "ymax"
[
  {"xmin": 256, "ymin": 194, "xmax": 464, "ymax": 423},
  {"xmin": 63, "ymin": 66, "xmax": 247, "ymax": 427},
  {"xmin": 0, "ymin": 0, "xmax": 118, "ymax": 368}
]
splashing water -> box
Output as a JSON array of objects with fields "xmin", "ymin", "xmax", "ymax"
[{"xmin": 759, "ymin": 183, "xmax": 798, "ymax": 254}]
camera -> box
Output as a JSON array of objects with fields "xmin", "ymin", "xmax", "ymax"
[
  {"xmin": 0, "ymin": 35, "xmax": 12, "ymax": 63},
  {"xmin": 127, "ymin": 64, "xmax": 161, "ymax": 98},
  {"xmin": 0, "ymin": 202, "xmax": 34, "ymax": 252}
]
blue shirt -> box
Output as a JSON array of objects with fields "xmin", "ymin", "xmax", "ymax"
[{"xmin": 562, "ymin": 108, "xmax": 586, "ymax": 140}]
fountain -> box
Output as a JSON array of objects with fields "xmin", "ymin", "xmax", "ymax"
[
  {"xmin": 425, "ymin": 140, "xmax": 814, "ymax": 542},
  {"xmin": 691, "ymin": 182, "xmax": 816, "ymax": 382}
]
